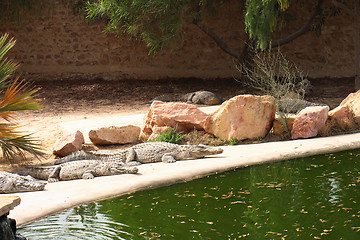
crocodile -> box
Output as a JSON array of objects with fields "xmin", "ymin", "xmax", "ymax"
[
  {"xmin": 18, "ymin": 160, "xmax": 138, "ymax": 182},
  {"xmin": 0, "ymin": 171, "xmax": 46, "ymax": 193},
  {"xmin": 55, "ymin": 142, "xmax": 224, "ymax": 165},
  {"xmin": 150, "ymin": 90, "xmax": 223, "ymax": 105}
]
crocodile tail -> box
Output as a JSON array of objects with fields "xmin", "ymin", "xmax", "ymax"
[
  {"xmin": 54, "ymin": 151, "xmax": 99, "ymax": 164},
  {"xmin": 16, "ymin": 166, "xmax": 53, "ymax": 181}
]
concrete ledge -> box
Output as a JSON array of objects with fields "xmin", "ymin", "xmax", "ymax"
[
  {"xmin": 0, "ymin": 196, "xmax": 20, "ymax": 217},
  {"xmin": 6, "ymin": 132, "xmax": 360, "ymax": 226}
]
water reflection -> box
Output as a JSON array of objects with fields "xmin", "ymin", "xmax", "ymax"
[
  {"xmin": 21, "ymin": 202, "xmax": 133, "ymax": 240},
  {"xmin": 19, "ymin": 150, "xmax": 360, "ymax": 239},
  {"xmin": 328, "ymin": 176, "xmax": 341, "ymax": 204}
]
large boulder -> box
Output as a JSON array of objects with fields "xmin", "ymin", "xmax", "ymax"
[
  {"xmin": 53, "ymin": 130, "xmax": 85, "ymax": 157},
  {"xmin": 339, "ymin": 90, "xmax": 360, "ymax": 124},
  {"xmin": 318, "ymin": 90, "xmax": 360, "ymax": 136},
  {"xmin": 89, "ymin": 125, "xmax": 141, "ymax": 145},
  {"xmin": 204, "ymin": 95, "xmax": 276, "ymax": 141},
  {"xmin": 328, "ymin": 105, "xmax": 354, "ymax": 130},
  {"xmin": 340, "ymin": 90, "xmax": 360, "ymax": 127},
  {"xmin": 319, "ymin": 105, "xmax": 355, "ymax": 136},
  {"xmin": 141, "ymin": 101, "xmax": 208, "ymax": 141},
  {"xmin": 291, "ymin": 106, "xmax": 329, "ymax": 139}
]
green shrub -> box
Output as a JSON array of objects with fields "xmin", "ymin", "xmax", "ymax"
[
  {"xmin": 151, "ymin": 127, "xmax": 185, "ymax": 144},
  {"xmin": 228, "ymin": 138, "xmax": 239, "ymax": 145}
]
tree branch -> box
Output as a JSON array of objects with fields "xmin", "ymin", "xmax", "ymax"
[
  {"xmin": 270, "ymin": 0, "xmax": 325, "ymax": 48},
  {"xmin": 193, "ymin": 18, "xmax": 242, "ymax": 61},
  {"xmin": 332, "ymin": 0, "xmax": 354, "ymax": 16}
]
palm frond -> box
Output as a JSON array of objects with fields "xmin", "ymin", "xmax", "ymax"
[
  {"xmin": 0, "ymin": 33, "xmax": 16, "ymax": 59},
  {"xmin": 0, "ymin": 123, "xmax": 44, "ymax": 161},
  {"xmin": 0, "ymin": 78, "xmax": 42, "ymax": 121},
  {"xmin": 0, "ymin": 33, "xmax": 43, "ymax": 163},
  {"xmin": 0, "ymin": 134, "xmax": 43, "ymax": 161},
  {"xmin": 0, "ymin": 34, "xmax": 17, "ymax": 89}
]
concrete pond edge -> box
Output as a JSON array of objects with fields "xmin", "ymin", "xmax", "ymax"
[{"xmin": 5, "ymin": 132, "xmax": 360, "ymax": 226}]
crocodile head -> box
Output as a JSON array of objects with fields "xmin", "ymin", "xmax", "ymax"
[
  {"xmin": 108, "ymin": 162, "xmax": 139, "ymax": 175},
  {"xmin": 183, "ymin": 144, "xmax": 223, "ymax": 159},
  {"xmin": 0, "ymin": 173, "xmax": 46, "ymax": 193}
]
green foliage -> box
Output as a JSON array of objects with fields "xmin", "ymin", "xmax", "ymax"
[
  {"xmin": 83, "ymin": 0, "xmax": 296, "ymax": 55},
  {"xmin": 85, "ymin": 0, "xmax": 236, "ymax": 55},
  {"xmin": 86, "ymin": 0, "xmax": 195, "ymax": 55},
  {"xmin": 228, "ymin": 138, "xmax": 239, "ymax": 146},
  {"xmin": 151, "ymin": 127, "xmax": 185, "ymax": 144},
  {"xmin": 84, "ymin": 0, "xmax": 325, "ymax": 55},
  {"xmin": 0, "ymin": 34, "xmax": 43, "ymax": 162},
  {"xmin": 0, "ymin": 34, "xmax": 18, "ymax": 86},
  {"xmin": 245, "ymin": 0, "xmax": 291, "ymax": 50}
]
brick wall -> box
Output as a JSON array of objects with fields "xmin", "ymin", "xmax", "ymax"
[{"xmin": 0, "ymin": 0, "xmax": 357, "ymax": 81}]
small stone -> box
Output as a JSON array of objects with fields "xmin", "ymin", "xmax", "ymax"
[
  {"xmin": 89, "ymin": 125, "xmax": 140, "ymax": 145},
  {"xmin": 53, "ymin": 130, "xmax": 85, "ymax": 157},
  {"xmin": 272, "ymin": 115, "xmax": 296, "ymax": 135}
]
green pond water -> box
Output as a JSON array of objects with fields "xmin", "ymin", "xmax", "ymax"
[{"xmin": 19, "ymin": 150, "xmax": 360, "ymax": 239}]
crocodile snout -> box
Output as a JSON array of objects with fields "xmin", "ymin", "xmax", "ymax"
[
  {"xmin": 190, "ymin": 145, "xmax": 223, "ymax": 158},
  {"xmin": 211, "ymin": 147, "xmax": 223, "ymax": 154}
]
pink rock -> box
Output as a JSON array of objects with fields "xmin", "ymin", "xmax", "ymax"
[
  {"xmin": 291, "ymin": 106, "xmax": 329, "ymax": 139},
  {"xmin": 141, "ymin": 101, "xmax": 208, "ymax": 141},
  {"xmin": 53, "ymin": 130, "xmax": 85, "ymax": 157},
  {"xmin": 204, "ymin": 95, "xmax": 276, "ymax": 141},
  {"xmin": 89, "ymin": 125, "xmax": 140, "ymax": 145}
]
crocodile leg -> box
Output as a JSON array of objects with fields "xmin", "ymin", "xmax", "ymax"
[
  {"xmin": 82, "ymin": 171, "xmax": 95, "ymax": 179},
  {"xmin": 48, "ymin": 166, "xmax": 62, "ymax": 183},
  {"xmin": 186, "ymin": 92, "xmax": 196, "ymax": 103},
  {"xmin": 192, "ymin": 94, "xmax": 202, "ymax": 104},
  {"xmin": 126, "ymin": 149, "xmax": 141, "ymax": 165},
  {"xmin": 162, "ymin": 153, "xmax": 176, "ymax": 163}
]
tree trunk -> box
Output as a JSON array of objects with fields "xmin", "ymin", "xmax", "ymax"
[{"xmin": 239, "ymin": 37, "xmax": 256, "ymax": 81}]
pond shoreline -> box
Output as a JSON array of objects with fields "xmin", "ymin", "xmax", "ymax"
[{"xmin": 7, "ymin": 131, "xmax": 360, "ymax": 226}]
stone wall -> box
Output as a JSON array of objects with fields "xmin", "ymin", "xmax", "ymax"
[
  {"xmin": 0, "ymin": 0, "xmax": 357, "ymax": 81},
  {"xmin": 279, "ymin": 1, "xmax": 356, "ymax": 79}
]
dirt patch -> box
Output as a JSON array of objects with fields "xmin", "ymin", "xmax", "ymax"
[
  {"xmin": 1, "ymin": 77, "xmax": 355, "ymax": 167},
  {"xmin": 31, "ymin": 77, "xmax": 356, "ymax": 113}
]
